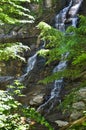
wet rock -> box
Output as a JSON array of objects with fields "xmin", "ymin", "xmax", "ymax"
[{"xmin": 55, "ymin": 120, "xmax": 69, "ymax": 127}]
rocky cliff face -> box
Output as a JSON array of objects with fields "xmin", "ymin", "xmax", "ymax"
[
  {"xmin": 0, "ymin": 1, "xmax": 86, "ymax": 130},
  {"xmin": 0, "ymin": 0, "xmax": 66, "ymax": 94}
]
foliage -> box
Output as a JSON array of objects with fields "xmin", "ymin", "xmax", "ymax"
[
  {"xmin": 58, "ymin": 83, "xmax": 86, "ymax": 114},
  {"xmin": 7, "ymin": 80, "xmax": 25, "ymax": 97},
  {"xmin": 0, "ymin": 90, "xmax": 29, "ymax": 130},
  {"xmin": 0, "ymin": 80, "xmax": 54, "ymax": 130},
  {"xmin": 0, "ymin": 0, "xmax": 45, "ymax": 62},
  {"xmin": 37, "ymin": 16, "xmax": 86, "ymax": 130},
  {"xmin": 23, "ymin": 107, "xmax": 54, "ymax": 130},
  {"xmin": 0, "ymin": 0, "xmax": 43, "ymax": 61},
  {"xmin": 66, "ymin": 116, "xmax": 86, "ymax": 130},
  {"xmin": 37, "ymin": 48, "xmax": 49, "ymax": 57},
  {"xmin": 37, "ymin": 21, "xmax": 63, "ymax": 64},
  {"xmin": 0, "ymin": 0, "xmax": 35, "ymax": 25},
  {"xmin": 58, "ymin": 89, "xmax": 78, "ymax": 114},
  {"xmin": 0, "ymin": 0, "xmax": 44, "ymax": 25},
  {"xmin": 68, "ymin": 123, "xmax": 86, "ymax": 130},
  {"xmin": 37, "ymin": 15, "xmax": 86, "ymax": 84},
  {"xmin": 0, "ymin": 42, "xmax": 29, "ymax": 61},
  {"xmin": 57, "ymin": 87, "xmax": 86, "ymax": 130}
]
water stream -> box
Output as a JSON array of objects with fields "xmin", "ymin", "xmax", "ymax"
[
  {"xmin": 37, "ymin": 0, "xmax": 83, "ymax": 114},
  {"xmin": 19, "ymin": 40, "xmax": 46, "ymax": 82},
  {"xmin": 19, "ymin": 53, "xmax": 37, "ymax": 82}
]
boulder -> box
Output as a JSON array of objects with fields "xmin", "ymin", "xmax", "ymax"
[
  {"xmin": 78, "ymin": 87, "xmax": 86, "ymax": 99},
  {"xmin": 29, "ymin": 93, "xmax": 44, "ymax": 105},
  {"xmin": 70, "ymin": 110, "xmax": 83, "ymax": 121},
  {"xmin": 72, "ymin": 101, "xmax": 85, "ymax": 110},
  {"xmin": 55, "ymin": 120, "xmax": 69, "ymax": 127}
]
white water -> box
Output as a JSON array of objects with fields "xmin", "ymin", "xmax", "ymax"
[
  {"xmin": 37, "ymin": 0, "xmax": 83, "ymax": 113},
  {"xmin": 68, "ymin": 0, "xmax": 83, "ymax": 27},
  {"xmin": 55, "ymin": 0, "xmax": 72, "ymax": 31},
  {"xmin": 19, "ymin": 41, "xmax": 46, "ymax": 82},
  {"xmin": 25, "ymin": 41, "xmax": 46, "ymax": 75},
  {"xmin": 27, "ymin": 53, "xmax": 37, "ymax": 73},
  {"xmin": 68, "ymin": 0, "xmax": 83, "ymax": 17},
  {"xmin": 72, "ymin": 17, "xmax": 78, "ymax": 27},
  {"xmin": 19, "ymin": 53, "xmax": 37, "ymax": 81}
]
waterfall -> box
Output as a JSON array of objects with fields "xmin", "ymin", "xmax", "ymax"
[
  {"xmin": 37, "ymin": 0, "xmax": 83, "ymax": 114},
  {"xmin": 68, "ymin": 0, "xmax": 83, "ymax": 27},
  {"xmin": 19, "ymin": 41, "xmax": 46, "ymax": 82},
  {"xmin": 55, "ymin": 0, "xmax": 72, "ymax": 31},
  {"xmin": 68, "ymin": 0, "xmax": 83, "ymax": 17},
  {"xmin": 27, "ymin": 53, "xmax": 37, "ymax": 73},
  {"xmin": 18, "ymin": 53, "xmax": 37, "ymax": 82}
]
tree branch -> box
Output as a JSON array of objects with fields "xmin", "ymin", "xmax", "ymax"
[{"xmin": 61, "ymin": 116, "xmax": 86, "ymax": 130}]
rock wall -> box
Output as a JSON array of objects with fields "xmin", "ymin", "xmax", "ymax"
[{"xmin": 0, "ymin": 1, "xmax": 86, "ymax": 130}]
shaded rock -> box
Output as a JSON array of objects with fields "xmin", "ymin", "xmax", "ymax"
[
  {"xmin": 70, "ymin": 110, "xmax": 83, "ymax": 121},
  {"xmin": 78, "ymin": 87, "xmax": 86, "ymax": 99},
  {"xmin": 0, "ymin": 76, "xmax": 14, "ymax": 90},
  {"xmin": 72, "ymin": 101, "xmax": 85, "ymax": 110},
  {"xmin": 0, "ymin": 60, "xmax": 26, "ymax": 77},
  {"xmin": 80, "ymin": 0, "xmax": 86, "ymax": 16}
]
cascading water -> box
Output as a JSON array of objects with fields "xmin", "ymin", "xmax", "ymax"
[
  {"xmin": 18, "ymin": 53, "xmax": 37, "ymax": 82},
  {"xmin": 67, "ymin": 0, "xmax": 83, "ymax": 27},
  {"xmin": 37, "ymin": 0, "xmax": 83, "ymax": 114},
  {"xmin": 55, "ymin": 0, "xmax": 72, "ymax": 31},
  {"xmin": 19, "ymin": 40, "xmax": 46, "ymax": 82},
  {"xmin": 19, "ymin": 41, "xmax": 46, "ymax": 83},
  {"xmin": 26, "ymin": 53, "xmax": 37, "ymax": 73}
]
